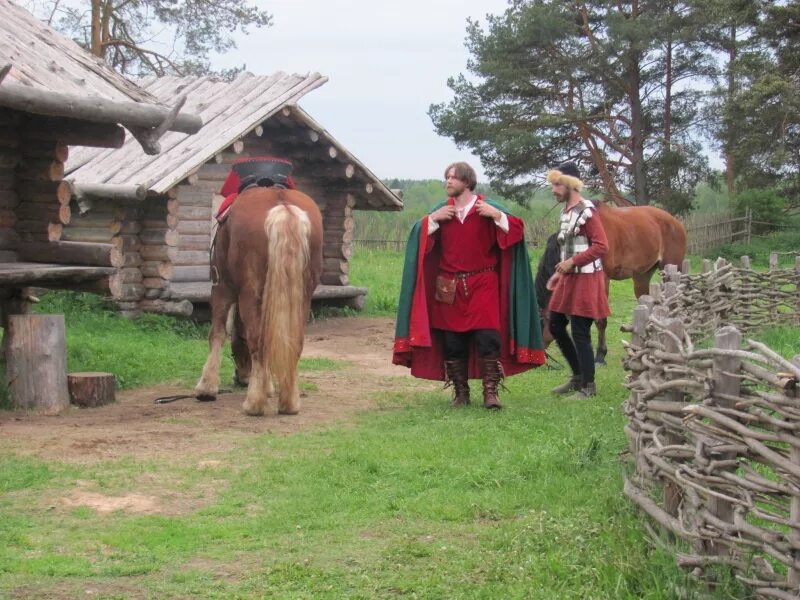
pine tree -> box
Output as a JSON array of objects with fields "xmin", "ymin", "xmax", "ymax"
[
  {"xmin": 33, "ymin": 0, "xmax": 272, "ymax": 77},
  {"xmin": 430, "ymin": 0, "xmax": 713, "ymax": 209}
]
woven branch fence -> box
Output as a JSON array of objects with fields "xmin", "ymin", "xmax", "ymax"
[{"xmin": 623, "ymin": 255, "xmax": 800, "ymax": 599}]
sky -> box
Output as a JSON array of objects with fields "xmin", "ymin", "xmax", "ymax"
[{"xmin": 213, "ymin": 0, "xmax": 512, "ymax": 181}]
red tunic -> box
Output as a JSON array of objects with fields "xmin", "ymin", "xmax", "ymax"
[
  {"xmin": 549, "ymin": 208, "xmax": 611, "ymax": 320},
  {"xmin": 428, "ymin": 198, "xmax": 525, "ymax": 332}
]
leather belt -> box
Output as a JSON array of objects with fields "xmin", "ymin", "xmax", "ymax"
[{"xmin": 451, "ymin": 266, "xmax": 496, "ymax": 297}]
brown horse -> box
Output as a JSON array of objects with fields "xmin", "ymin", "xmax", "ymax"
[
  {"xmin": 195, "ymin": 186, "xmax": 323, "ymax": 415},
  {"xmin": 536, "ymin": 201, "xmax": 686, "ymax": 364}
]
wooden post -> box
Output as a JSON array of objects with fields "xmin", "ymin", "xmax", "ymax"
[
  {"xmin": 746, "ymin": 207, "xmax": 752, "ymax": 244},
  {"xmin": 769, "ymin": 253, "xmax": 779, "ymax": 321},
  {"xmin": 792, "ymin": 428, "xmax": 800, "ymax": 587},
  {"xmin": 664, "ymin": 263, "xmax": 680, "ymax": 284},
  {"xmin": 649, "ymin": 283, "xmax": 662, "ymax": 304},
  {"xmin": 702, "ymin": 259, "xmax": 711, "ymax": 274},
  {"xmin": 67, "ymin": 372, "xmax": 115, "ymax": 408},
  {"xmin": 681, "ymin": 259, "xmax": 691, "ymax": 274},
  {"xmin": 638, "ymin": 294, "xmax": 655, "ymax": 314},
  {"xmin": 661, "ymin": 318, "xmax": 686, "ymax": 517},
  {"xmin": 631, "ymin": 302, "xmax": 650, "ymax": 341},
  {"xmin": 630, "ymin": 304, "xmax": 651, "ymax": 470},
  {"xmin": 796, "ymin": 256, "xmax": 800, "ymax": 325},
  {"xmin": 740, "ymin": 255, "xmax": 751, "ymax": 270},
  {"xmin": 6, "ymin": 314, "xmax": 69, "ymax": 414},
  {"xmin": 707, "ymin": 325, "xmax": 742, "ymax": 556}
]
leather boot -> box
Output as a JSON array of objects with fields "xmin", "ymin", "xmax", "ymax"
[
  {"xmin": 551, "ymin": 375, "xmax": 581, "ymax": 395},
  {"xmin": 480, "ymin": 357, "xmax": 503, "ymax": 410},
  {"xmin": 572, "ymin": 382, "xmax": 596, "ymax": 399},
  {"xmin": 444, "ymin": 359, "xmax": 470, "ymax": 407}
]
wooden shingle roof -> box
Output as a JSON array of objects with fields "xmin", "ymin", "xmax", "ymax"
[
  {"xmin": 0, "ymin": 0, "xmax": 202, "ymax": 151},
  {"xmin": 66, "ymin": 73, "xmax": 403, "ymax": 210}
]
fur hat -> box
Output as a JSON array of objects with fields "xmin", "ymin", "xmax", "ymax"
[{"xmin": 546, "ymin": 161, "xmax": 584, "ymax": 191}]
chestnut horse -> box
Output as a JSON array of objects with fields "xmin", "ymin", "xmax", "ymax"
[
  {"xmin": 535, "ymin": 201, "xmax": 686, "ymax": 364},
  {"xmin": 195, "ymin": 186, "xmax": 322, "ymax": 416}
]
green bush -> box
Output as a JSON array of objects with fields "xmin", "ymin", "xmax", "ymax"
[{"xmin": 734, "ymin": 188, "xmax": 788, "ymax": 234}]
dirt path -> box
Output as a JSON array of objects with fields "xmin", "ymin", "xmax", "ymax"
[{"xmin": 0, "ymin": 316, "xmax": 435, "ymax": 464}]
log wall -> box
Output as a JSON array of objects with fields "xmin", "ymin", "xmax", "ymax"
[
  {"xmin": 0, "ymin": 109, "xmax": 20, "ymax": 262},
  {"xmin": 55, "ymin": 112, "xmax": 373, "ymax": 317},
  {"xmin": 13, "ymin": 120, "xmax": 70, "ymax": 247}
]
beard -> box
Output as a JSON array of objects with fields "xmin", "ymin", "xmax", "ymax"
[
  {"xmin": 554, "ymin": 188, "xmax": 570, "ymax": 202},
  {"xmin": 446, "ymin": 181, "xmax": 467, "ymax": 197}
]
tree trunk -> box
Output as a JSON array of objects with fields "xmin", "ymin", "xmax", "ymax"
[
  {"xmin": 664, "ymin": 34, "xmax": 673, "ymax": 150},
  {"xmin": 6, "ymin": 314, "xmax": 69, "ymax": 414},
  {"xmin": 627, "ymin": 0, "xmax": 648, "ymax": 205},
  {"xmin": 68, "ymin": 372, "xmax": 116, "ymax": 408},
  {"xmin": 725, "ymin": 24, "xmax": 737, "ymax": 196},
  {"xmin": 90, "ymin": 0, "xmax": 102, "ymax": 57}
]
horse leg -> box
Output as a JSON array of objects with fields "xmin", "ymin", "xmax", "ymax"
[
  {"xmin": 238, "ymin": 290, "xmax": 274, "ymax": 416},
  {"xmin": 195, "ymin": 282, "xmax": 236, "ymax": 401},
  {"xmin": 277, "ymin": 329, "xmax": 302, "ymax": 415},
  {"xmin": 593, "ymin": 274, "xmax": 611, "ymax": 365},
  {"xmin": 230, "ymin": 307, "xmax": 251, "ymax": 386},
  {"xmin": 594, "ymin": 318, "xmax": 608, "ymax": 365},
  {"xmin": 633, "ymin": 270, "xmax": 655, "ymax": 300}
]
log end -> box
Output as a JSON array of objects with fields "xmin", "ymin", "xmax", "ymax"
[{"xmin": 67, "ymin": 372, "xmax": 116, "ymax": 408}]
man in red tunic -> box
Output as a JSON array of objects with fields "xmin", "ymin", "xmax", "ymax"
[
  {"xmin": 546, "ymin": 162, "xmax": 610, "ymax": 398},
  {"xmin": 395, "ymin": 161, "xmax": 544, "ymax": 409}
]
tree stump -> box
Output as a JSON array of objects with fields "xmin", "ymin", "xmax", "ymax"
[
  {"xmin": 6, "ymin": 314, "xmax": 69, "ymax": 414},
  {"xmin": 67, "ymin": 372, "xmax": 116, "ymax": 408}
]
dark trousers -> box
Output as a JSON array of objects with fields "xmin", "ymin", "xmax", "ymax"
[
  {"xmin": 440, "ymin": 329, "xmax": 501, "ymax": 360},
  {"xmin": 549, "ymin": 311, "xmax": 595, "ymax": 386}
]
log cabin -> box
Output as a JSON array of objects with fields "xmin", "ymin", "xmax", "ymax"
[
  {"xmin": 65, "ymin": 73, "xmax": 404, "ymax": 318},
  {"xmin": 0, "ymin": 0, "xmax": 202, "ymax": 325}
]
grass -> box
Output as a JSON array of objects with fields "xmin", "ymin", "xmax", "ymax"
[
  {"xmin": 29, "ymin": 292, "xmax": 219, "ymax": 391},
  {"xmin": 0, "ymin": 244, "xmax": 779, "ymax": 598},
  {"xmin": 713, "ymin": 228, "xmax": 800, "ymax": 268},
  {"xmin": 0, "ymin": 380, "xmax": 734, "ymax": 599}
]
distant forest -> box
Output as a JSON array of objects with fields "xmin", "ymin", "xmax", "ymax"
[{"xmin": 355, "ymin": 179, "xmax": 732, "ymax": 245}]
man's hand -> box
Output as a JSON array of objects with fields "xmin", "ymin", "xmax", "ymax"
[
  {"xmin": 475, "ymin": 199, "xmax": 501, "ymax": 220},
  {"xmin": 430, "ymin": 205, "xmax": 457, "ymax": 222},
  {"xmin": 555, "ymin": 258, "xmax": 575, "ymax": 274}
]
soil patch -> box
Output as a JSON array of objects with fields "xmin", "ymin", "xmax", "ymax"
[{"xmin": 0, "ymin": 317, "xmax": 435, "ymax": 464}]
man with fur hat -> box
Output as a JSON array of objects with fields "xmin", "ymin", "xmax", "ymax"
[
  {"xmin": 393, "ymin": 161, "xmax": 546, "ymax": 409},
  {"xmin": 546, "ymin": 162, "xmax": 610, "ymax": 398}
]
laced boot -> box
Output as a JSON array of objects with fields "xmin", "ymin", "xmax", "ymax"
[
  {"xmin": 444, "ymin": 359, "xmax": 470, "ymax": 407},
  {"xmin": 551, "ymin": 375, "xmax": 581, "ymax": 395},
  {"xmin": 480, "ymin": 356, "xmax": 504, "ymax": 410}
]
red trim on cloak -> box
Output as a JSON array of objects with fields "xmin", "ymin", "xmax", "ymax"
[{"xmin": 398, "ymin": 198, "xmax": 542, "ymax": 380}]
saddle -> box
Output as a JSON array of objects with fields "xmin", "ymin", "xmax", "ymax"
[{"xmin": 215, "ymin": 156, "xmax": 296, "ymax": 223}]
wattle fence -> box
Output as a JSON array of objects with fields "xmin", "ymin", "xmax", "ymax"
[{"xmin": 623, "ymin": 255, "xmax": 800, "ymax": 599}]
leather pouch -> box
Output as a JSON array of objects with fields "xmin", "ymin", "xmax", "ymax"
[{"xmin": 434, "ymin": 275, "xmax": 456, "ymax": 304}]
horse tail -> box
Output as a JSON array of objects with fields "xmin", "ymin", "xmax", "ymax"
[{"xmin": 260, "ymin": 202, "xmax": 311, "ymax": 395}]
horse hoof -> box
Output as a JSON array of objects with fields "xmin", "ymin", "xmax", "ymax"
[
  {"xmin": 196, "ymin": 394, "xmax": 216, "ymax": 402},
  {"xmin": 242, "ymin": 399, "xmax": 264, "ymax": 416},
  {"xmin": 595, "ymin": 360, "xmax": 607, "ymax": 367},
  {"xmin": 278, "ymin": 408, "xmax": 299, "ymax": 416}
]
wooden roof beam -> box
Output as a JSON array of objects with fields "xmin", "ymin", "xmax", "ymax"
[
  {"xmin": 0, "ymin": 81, "xmax": 202, "ymax": 154},
  {"xmin": 68, "ymin": 181, "xmax": 148, "ymax": 213},
  {"xmin": 24, "ymin": 115, "xmax": 126, "ymax": 149}
]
